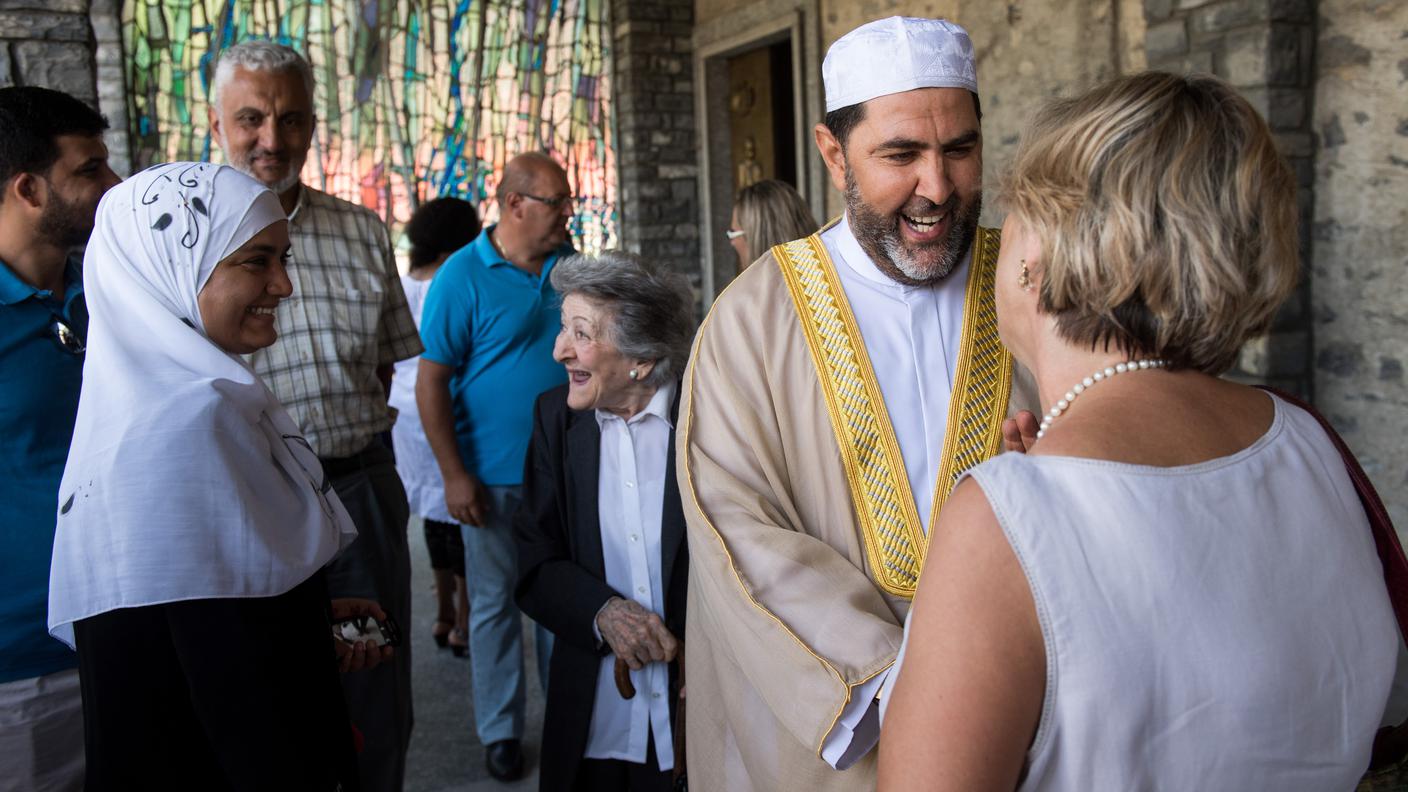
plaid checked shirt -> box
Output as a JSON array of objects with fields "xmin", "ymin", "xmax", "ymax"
[{"xmin": 249, "ymin": 185, "xmax": 423, "ymax": 458}]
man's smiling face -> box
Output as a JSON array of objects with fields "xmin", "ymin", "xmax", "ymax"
[{"xmin": 818, "ymin": 87, "xmax": 983, "ymax": 286}]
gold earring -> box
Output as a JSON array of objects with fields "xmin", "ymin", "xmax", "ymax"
[{"xmin": 1018, "ymin": 260, "xmax": 1033, "ymax": 292}]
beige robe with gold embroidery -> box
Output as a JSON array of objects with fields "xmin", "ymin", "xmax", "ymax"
[{"xmin": 677, "ymin": 231, "xmax": 1038, "ymax": 791}]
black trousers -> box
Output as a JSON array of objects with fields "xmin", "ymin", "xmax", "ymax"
[
  {"xmin": 73, "ymin": 572, "xmax": 358, "ymax": 792},
  {"xmin": 320, "ymin": 441, "xmax": 414, "ymax": 792},
  {"xmin": 574, "ymin": 732, "xmax": 674, "ymax": 792},
  {"xmin": 423, "ymin": 517, "xmax": 466, "ymax": 577}
]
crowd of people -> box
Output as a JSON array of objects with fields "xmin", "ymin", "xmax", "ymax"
[{"xmin": 2, "ymin": 12, "xmax": 1403, "ymax": 792}]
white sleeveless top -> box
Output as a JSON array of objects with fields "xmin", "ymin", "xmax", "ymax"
[{"xmin": 892, "ymin": 394, "xmax": 1398, "ymax": 790}]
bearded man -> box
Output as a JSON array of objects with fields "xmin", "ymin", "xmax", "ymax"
[
  {"xmin": 677, "ymin": 17, "xmax": 1038, "ymax": 791},
  {"xmin": 0, "ymin": 85, "xmax": 120, "ymax": 792}
]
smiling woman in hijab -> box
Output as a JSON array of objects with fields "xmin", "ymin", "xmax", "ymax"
[{"xmin": 46, "ymin": 162, "xmax": 372, "ymax": 791}]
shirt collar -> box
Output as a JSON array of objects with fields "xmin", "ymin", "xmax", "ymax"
[
  {"xmin": 0, "ymin": 254, "xmax": 83, "ymax": 306},
  {"xmin": 833, "ymin": 213, "xmax": 972, "ymax": 294},
  {"xmin": 473, "ymin": 225, "xmax": 574, "ymax": 275},
  {"xmin": 286, "ymin": 184, "xmax": 309, "ymax": 223},
  {"xmin": 594, "ymin": 379, "xmax": 678, "ymax": 430},
  {"xmin": 472, "ymin": 225, "xmax": 511, "ymax": 268}
]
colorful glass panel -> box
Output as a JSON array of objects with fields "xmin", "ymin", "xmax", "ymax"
[{"xmin": 124, "ymin": 0, "xmax": 617, "ymax": 252}]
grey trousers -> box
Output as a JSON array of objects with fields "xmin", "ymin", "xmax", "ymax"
[{"xmin": 324, "ymin": 442, "xmax": 414, "ymax": 792}]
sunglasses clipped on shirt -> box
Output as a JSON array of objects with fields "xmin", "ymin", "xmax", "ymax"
[{"xmin": 50, "ymin": 319, "xmax": 85, "ymax": 355}]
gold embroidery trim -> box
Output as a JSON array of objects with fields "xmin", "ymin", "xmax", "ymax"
[
  {"xmin": 774, "ymin": 234, "xmax": 927, "ymax": 597},
  {"xmin": 678, "ymin": 270, "xmax": 854, "ymax": 759},
  {"xmin": 925, "ymin": 226, "xmax": 1014, "ymax": 545},
  {"xmin": 773, "ymin": 227, "xmax": 1013, "ymax": 597}
]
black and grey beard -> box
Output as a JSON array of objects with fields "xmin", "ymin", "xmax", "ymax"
[
  {"xmin": 844, "ymin": 166, "xmax": 981, "ymax": 286},
  {"xmin": 37, "ymin": 190, "xmax": 95, "ymax": 249}
]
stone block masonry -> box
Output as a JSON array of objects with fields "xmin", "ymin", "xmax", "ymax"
[
  {"xmin": 1310, "ymin": 0, "xmax": 1408, "ymax": 530},
  {"xmin": 610, "ymin": 0, "xmax": 701, "ymax": 298},
  {"xmin": 0, "ymin": 0, "xmax": 97, "ymax": 103}
]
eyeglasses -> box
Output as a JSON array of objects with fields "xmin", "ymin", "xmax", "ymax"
[
  {"xmin": 725, "ymin": 229, "xmax": 746, "ymax": 240},
  {"xmin": 520, "ymin": 192, "xmax": 576, "ymax": 209},
  {"xmin": 282, "ymin": 433, "xmax": 336, "ymax": 519},
  {"xmin": 50, "ymin": 319, "xmax": 85, "ymax": 355}
]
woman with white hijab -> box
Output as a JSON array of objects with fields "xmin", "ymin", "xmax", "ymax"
[{"xmin": 47, "ymin": 162, "xmax": 369, "ymax": 790}]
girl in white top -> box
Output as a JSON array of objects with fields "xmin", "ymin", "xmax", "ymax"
[
  {"xmin": 388, "ymin": 196, "xmax": 480, "ymax": 653},
  {"xmin": 877, "ymin": 73, "xmax": 1398, "ymax": 791}
]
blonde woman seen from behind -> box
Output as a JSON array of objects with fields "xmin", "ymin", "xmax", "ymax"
[
  {"xmin": 877, "ymin": 72, "xmax": 1398, "ymax": 792},
  {"xmin": 727, "ymin": 179, "xmax": 818, "ymax": 271}
]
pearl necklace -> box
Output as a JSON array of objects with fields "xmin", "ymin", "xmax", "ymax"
[{"xmin": 1036, "ymin": 359, "xmax": 1169, "ymax": 439}]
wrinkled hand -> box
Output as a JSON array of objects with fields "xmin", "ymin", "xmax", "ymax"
[
  {"xmin": 1001, "ymin": 410, "xmax": 1041, "ymax": 453},
  {"xmin": 596, "ymin": 597, "xmax": 678, "ymax": 671},
  {"xmin": 330, "ymin": 598, "xmax": 395, "ymax": 673},
  {"xmin": 444, "ymin": 472, "xmax": 488, "ymax": 526}
]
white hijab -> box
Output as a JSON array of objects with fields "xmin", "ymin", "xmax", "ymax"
[{"xmin": 48, "ymin": 162, "xmax": 356, "ymax": 646}]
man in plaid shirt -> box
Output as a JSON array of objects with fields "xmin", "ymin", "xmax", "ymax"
[{"xmin": 210, "ymin": 41, "xmax": 421, "ymax": 791}]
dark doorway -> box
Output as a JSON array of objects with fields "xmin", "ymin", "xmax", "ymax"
[{"xmin": 725, "ymin": 39, "xmax": 797, "ymax": 191}]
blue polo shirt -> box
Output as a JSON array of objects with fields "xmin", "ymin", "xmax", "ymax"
[
  {"xmin": 419, "ymin": 227, "xmax": 571, "ymax": 486},
  {"xmin": 0, "ymin": 256, "xmax": 85, "ymax": 684}
]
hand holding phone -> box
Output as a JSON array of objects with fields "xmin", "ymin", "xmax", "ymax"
[{"xmin": 330, "ymin": 598, "xmax": 398, "ymax": 672}]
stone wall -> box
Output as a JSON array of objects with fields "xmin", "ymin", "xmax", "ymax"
[
  {"xmin": 0, "ymin": 0, "xmax": 97, "ymax": 100},
  {"xmin": 0, "ymin": 0, "xmax": 131, "ymax": 174},
  {"xmin": 91, "ymin": 0, "xmax": 129, "ymax": 175},
  {"xmin": 1311, "ymin": 0, "xmax": 1408, "ymax": 529},
  {"xmin": 611, "ymin": 0, "xmax": 702, "ymax": 289}
]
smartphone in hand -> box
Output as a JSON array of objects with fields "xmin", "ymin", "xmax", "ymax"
[{"xmin": 332, "ymin": 613, "xmax": 402, "ymax": 648}]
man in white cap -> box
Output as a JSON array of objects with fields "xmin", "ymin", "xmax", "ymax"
[{"xmin": 677, "ymin": 16, "xmax": 1038, "ymax": 791}]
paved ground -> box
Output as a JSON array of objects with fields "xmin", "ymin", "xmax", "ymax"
[{"xmin": 404, "ymin": 517, "xmax": 544, "ymax": 792}]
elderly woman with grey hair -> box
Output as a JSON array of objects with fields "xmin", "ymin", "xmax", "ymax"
[{"xmin": 515, "ymin": 250, "xmax": 695, "ymax": 792}]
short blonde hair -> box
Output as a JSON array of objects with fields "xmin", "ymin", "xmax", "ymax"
[
  {"xmin": 1002, "ymin": 72, "xmax": 1298, "ymax": 373},
  {"xmin": 736, "ymin": 180, "xmax": 819, "ymax": 263}
]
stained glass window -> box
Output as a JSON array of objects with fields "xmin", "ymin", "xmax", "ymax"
[{"xmin": 124, "ymin": 0, "xmax": 617, "ymax": 252}]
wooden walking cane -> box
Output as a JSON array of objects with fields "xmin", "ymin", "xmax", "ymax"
[{"xmin": 612, "ymin": 645, "xmax": 688, "ymax": 790}]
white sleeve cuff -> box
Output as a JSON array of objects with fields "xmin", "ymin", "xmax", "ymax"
[
  {"xmin": 592, "ymin": 599, "xmax": 612, "ymax": 646},
  {"xmin": 820, "ymin": 669, "xmax": 889, "ymax": 770}
]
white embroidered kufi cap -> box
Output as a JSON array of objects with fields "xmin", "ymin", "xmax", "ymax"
[{"xmin": 823, "ymin": 16, "xmax": 978, "ymax": 113}]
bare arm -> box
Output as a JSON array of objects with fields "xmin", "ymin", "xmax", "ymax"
[
  {"xmin": 877, "ymin": 478, "xmax": 1045, "ymax": 792},
  {"xmin": 415, "ymin": 357, "xmax": 486, "ymax": 525}
]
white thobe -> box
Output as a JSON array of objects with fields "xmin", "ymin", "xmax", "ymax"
[
  {"xmin": 585, "ymin": 382, "xmax": 677, "ymax": 770},
  {"xmin": 817, "ymin": 215, "xmax": 971, "ymax": 769}
]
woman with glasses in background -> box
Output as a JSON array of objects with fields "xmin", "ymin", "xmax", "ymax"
[{"xmin": 726, "ymin": 179, "xmax": 818, "ymax": 271}]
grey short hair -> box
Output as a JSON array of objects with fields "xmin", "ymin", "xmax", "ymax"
[
  {"xmin": 211, "ymin": 41, "xmax": 315, "ymax": 111},
  {"xmin": 550, "ymin": 251, "xmax": 696, "ymax": 388}
]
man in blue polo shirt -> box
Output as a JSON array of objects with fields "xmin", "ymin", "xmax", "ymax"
[
  {"xmin": 0, "ymin": 86, "xmax": 120, "ymax": 791},
  {"xmin": 417, "ymin": 151, "xmax": 573, "ymax": 783}
]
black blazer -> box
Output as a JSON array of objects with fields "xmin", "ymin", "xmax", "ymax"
[{"xmin": 514, "ymin": 382, "xmax": 688, "ymax": 792}]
